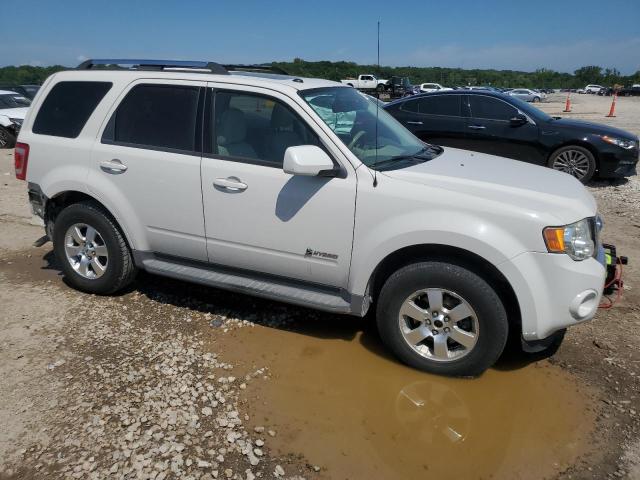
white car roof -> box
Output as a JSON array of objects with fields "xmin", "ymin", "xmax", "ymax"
[{"xmin": 48, "ymin": 69, "xmax": 343, "ymax": 94}]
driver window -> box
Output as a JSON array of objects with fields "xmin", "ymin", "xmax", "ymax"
[{"xmin": 213, "ymin": 91, "xmax": 320, "ymax": 167}]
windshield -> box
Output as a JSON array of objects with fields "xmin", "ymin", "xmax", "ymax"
[
  {"xmin": 301, "ymin": 87, "xmax": 431, "ymax": 168},
  {"xmin": 0, "ymin": 94, "xmax": 20, "ymax": 109},
  {"xmin": 506, "ymin": 94, "xmax": 552, "ymax": 122}
]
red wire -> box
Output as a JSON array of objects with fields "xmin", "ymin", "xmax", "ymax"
[{"xmin": 598, "ymin": 258, "xmax": 624, "ymax": 309}]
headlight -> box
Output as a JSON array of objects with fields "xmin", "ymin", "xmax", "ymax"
[
  {"xmin": 543, "ymin": 218, "xmax": 595, "ymax": 261},
  {"xmin": 600, "ymin": 135, "xmax": 636, "ymax": 150}
]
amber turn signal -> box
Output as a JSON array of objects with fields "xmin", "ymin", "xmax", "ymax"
[{"xmin": 543, "ymin": 227, "xmax": 565, "ymax": 253}]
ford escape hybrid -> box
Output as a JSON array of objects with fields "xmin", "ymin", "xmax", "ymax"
[{"xmin": 16, "ymin": 59, "xmax": 608, "ymax": 376}]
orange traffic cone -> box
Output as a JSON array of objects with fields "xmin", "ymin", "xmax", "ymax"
[
  {"xmin": 563, "ymin": 93, "xmax": 571, "ymax": 112},
  {"xmin": 606, "ymin": 93, "xmax": 617, "ymax": 117}
]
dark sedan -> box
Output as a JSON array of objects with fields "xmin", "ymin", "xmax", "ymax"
[{"xmin": 384, "ymin": 91, "xmax": 638, "ymax": 183}]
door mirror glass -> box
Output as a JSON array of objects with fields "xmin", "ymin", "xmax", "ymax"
[
  {"xmin": 510, "ymin": 114, "xmax": 528, "ymax": 126},
  {"xmin": 283, "ymin": 145, "xmax": 336, "ymax": 176}
]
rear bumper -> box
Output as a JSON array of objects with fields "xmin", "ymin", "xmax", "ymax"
[{"xmin": 499, "ymin": 251, "xmax": 606, "ymax": 341}]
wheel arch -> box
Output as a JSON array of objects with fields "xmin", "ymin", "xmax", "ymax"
[
  {"xmin": 548, "ymin": 141, "xmax": 600, "ymax": 171},
  {"xmin": 45, "ymin": 190, "xmax": 137, "ymax": 252},
  {"xmin": 367, "ymin": 243, "xmax": 522, "ymax": 335}
]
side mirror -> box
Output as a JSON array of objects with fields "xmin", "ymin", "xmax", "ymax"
[
  {"xmin": 283, "ymin": 145, "xmax": 337, "ymax": 177},
  {"xmin": 510, "ymin": 114, "xmax": 528, "ymax": 127}
]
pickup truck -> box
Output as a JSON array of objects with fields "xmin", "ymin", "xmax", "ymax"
[
  {"xmin": 340, "ymin": 74, "xmax": 388, "ymax": 92},
  {"xmin": 618, "ymin": 84, "xmax": 640, "ymax": 97}
]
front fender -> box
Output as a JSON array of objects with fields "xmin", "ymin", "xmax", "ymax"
[{"xmin": 348, "ymin": 210, "xmax": 531, "ymax": 296}]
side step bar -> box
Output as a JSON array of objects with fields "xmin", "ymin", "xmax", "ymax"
[{"xmin": 137, "ymin": 253, "xmax": 356, "ymax": 315}]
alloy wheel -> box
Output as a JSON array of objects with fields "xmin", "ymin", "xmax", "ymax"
[
  {"xmin": 552, "ymin": 149, "xmax": 591, "ymax": 180},
  {"xmin": 398, "ymin": 288, "xmax": 479, "ymax": 362},
  {"xmin": 64, "ymin": 223, "xmax": 109, "ymax": 279}
]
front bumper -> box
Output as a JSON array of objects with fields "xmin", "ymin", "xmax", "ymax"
[
  {"xmin": 597, "ymin": 145, "xmax": 638, "ymax": 178},
  {"xmin": 499, "ymin": 250, "xmax": 606, "ymax": 341}
]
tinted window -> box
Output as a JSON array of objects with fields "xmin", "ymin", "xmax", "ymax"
[
  {"xmin": 33, "ymin": 81, "xmax": 112, "ymax": 138},
  {"xmin": 110, "ymin": 84, "xmax": 199, "ymax": 151},
  {"xmin": 469, "ymin": 96, "xmax": 517, "ymax": 121},
  {"xmin": 0, "ymin": 94, "xmax": 20, "ymax": 109},
  {"xmin": 399, "ymin": 99, "xmax": 419, "ymax": 113},
  {"xmin": 212, "ymin": 91, "xmax": 320, "ymax": 167},
  {"xmin": 418, "ymin": 95, "xmax": 461, "ymax": 116}
]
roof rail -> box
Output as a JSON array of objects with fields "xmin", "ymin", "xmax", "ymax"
[
  {"xmin": 224, "ymin": 64, "xmax": 289, "ymax": 75},
  {"xmin": 76, "ymin": 59, "xmax": 229, "ymax": 75}
]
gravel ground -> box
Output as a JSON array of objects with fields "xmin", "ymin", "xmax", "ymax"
[{"xmin": 0, "ymin": 92, "xmax": 639, "ymax": 479}]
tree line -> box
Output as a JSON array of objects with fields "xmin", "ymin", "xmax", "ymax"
[{"xmin": 1, "ymin": 61, "xmax": 638, "ymax": 89}]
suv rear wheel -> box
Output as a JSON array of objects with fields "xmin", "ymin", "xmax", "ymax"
[
  {"xmin": 376, "ymin": 261, "xmax": 508, "ymax": 377},
  {"xmin": 53, "ymin": 202, "xmax": 136, "ymax": 294}
]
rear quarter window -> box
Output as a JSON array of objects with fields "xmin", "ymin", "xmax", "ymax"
[{"xmin": 32, "ymin": 81, "xmax": 112, "ymax": 138}]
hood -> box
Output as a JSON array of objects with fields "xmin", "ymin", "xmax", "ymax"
[
  {"xmin": 549, "ymin": 117, "xmax": 637, "ymax": 141},
  {"xmin": 0, "ymin": 107, "xmax": 28, "ymax": 120},
  {"xmin": 383, "ymin": 148, "xmax": 597, "ymax": 225}
]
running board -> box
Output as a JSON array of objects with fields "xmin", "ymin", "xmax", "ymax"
[{"xmin": 137, "ymin": 253, "xmax": 355, "ymax": 314}]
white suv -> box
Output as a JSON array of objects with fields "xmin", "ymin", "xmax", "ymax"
[{"xmin": 15, "ymin": 59, "xmax": 607, "ymax": 376}]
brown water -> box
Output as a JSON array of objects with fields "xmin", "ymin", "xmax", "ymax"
[{"xmin": 218, "ymin": 319, "xmax": 596, "ymax": 480}]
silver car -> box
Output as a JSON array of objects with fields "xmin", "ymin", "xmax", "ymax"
[{"xmin": 507, "ymin": 88, "xmax": 544, "ymax": 103}]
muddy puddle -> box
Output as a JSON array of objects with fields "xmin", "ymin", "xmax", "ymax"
[{"xmin": 218, "ymin": 320, "xmax": 596, "ymax": 480}]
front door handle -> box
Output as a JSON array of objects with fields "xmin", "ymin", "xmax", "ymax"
[
  {"xmin": 213, "ymin": 177, "xmax": 248, "ymax": 192},
  {"xmin": 100, "ymin": 159, "xmax": 128, "ymax": 173},
  {"xmin": 406, "ymin": 121, "xmax": 423, "ymax": 125},
  {"xmin": 468, "ymin": 125, "xmax": 487, "ymax": 130}
]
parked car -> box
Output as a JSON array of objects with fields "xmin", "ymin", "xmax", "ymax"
[
  {"xmin": 384, "ymin": 90, "xmax": 638, "ymax": 183},
  {"xmin": 618, "ymin": 84, "xmax": 640, "ymax": 97},
  {"xmin": 0, "ymin": 90, "xmax": 28, "ymax": 148},
  {"xmin": 383, "ymin": 76, "xmax": 417, "ymax": 98},
  {"xmin": 0, "ymin": 84, "xmax": 40, "ymax": 100},
  {"xmin": 340, "ymin": 74, "xmax": 387, "ymax": 92},
  {"xmin": 596, "ymin": 87, "xmax": 614, "ymax": 96},
  {"xmin": 585, "ymin": 84, "xmax": 604, "ymax": 94},
  {"xmin": 419, "ymin": 83, "xmax": 453, "ymax": 93},
  {"xmin": 17, "ymin": 59, "xmax": 611, "ymax": 377},
  {"xmin": 507, "ymin": 88, "xmax": 544, "ymax": 103}
]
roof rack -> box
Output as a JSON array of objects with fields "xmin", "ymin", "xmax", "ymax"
[
  {"xmin": 76, "ymin": 59, "xmax": 289, "ymax": 76},
  {"xmin": 224, "ymin": 64, "xmax": 289, "ymax": 75},
  {"xmin": 76, "ymin": 59, "xmax": 229, "ymax": 75}
]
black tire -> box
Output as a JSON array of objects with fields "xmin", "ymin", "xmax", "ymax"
[
  {"xmin": 0, "ymin": 126, "xmax": 16, "ymax": 149},
  {"xmin": 532, "ymin": 96, "xmax": 541, "ymax": 103},
  {"xmin": 376, "ymin": 84, "xmax": 385, "ymax": 93},
  {"xmin": 53, "ymin": 201, "xmax": 137, "ymax": 295},
  {"xmin": 547, "ymin": 145, "xmax": 596, "ymax": 184},
  {"xmin": 376, "ymin": 261, "xmax": 508, "ymax": 377}
]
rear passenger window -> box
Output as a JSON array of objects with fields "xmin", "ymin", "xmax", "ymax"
[
  {"xmin": 106, "ymin": 84, "xmax": 200, "ymax": 152},
  {"xmin": 400, "ymin": 99, "xmax": 419, "ymax": 113},
  {"xmin": 469, "ymin": 96, "xmax": 517, "ymax": 121},
  {"xmin": 418, "ymin": 95, "xmax": 461, "ymax": 116},
  {"xmin": 33, "ymin": 81, "xmax": 112, "ymax": 138},
  {"xmin": 211, "ymin": 91, "xmax": 320, "ymax": 167}
]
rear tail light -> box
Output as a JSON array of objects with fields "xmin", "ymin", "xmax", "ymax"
[{"xmin": 14, "ymin": 142, "xmax": 29, "ymax": 181}]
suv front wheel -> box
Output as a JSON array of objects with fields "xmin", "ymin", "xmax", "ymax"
[
  {"xmin": 376, "ymin": 261, "xmax": 508, "ymax": 377},
  {"xmin": 53, "ymin": 202, "xmax": 136, "ymax": 295}
]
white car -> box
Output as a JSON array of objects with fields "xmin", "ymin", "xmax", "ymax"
[
  {"xmin": 0, "ymin": 90, "xmax": 28, "ymax": 148},
  {"xmin": 507, "ymin": 88, "xmax": 545, "ymax": 103},
  {"xmin": 585, "ymin": 84, "xmax": 604, "ymax": 94},
  {"xmin": 16, "ymin": 59, "xmax": 607, "ymax": 377},
  {"xmin": 419, "ymin": 83, "xmax": 453, "ymax": 93},
  {"xmin": 340, "ymin": 74, "xmax": 387, "ymax": 92}
]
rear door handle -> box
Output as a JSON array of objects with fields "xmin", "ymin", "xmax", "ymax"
[
  {"xmin": 100, "ymin": 159, "xmax": 128, "ymax": 173},
  {"xmin": 468, "ymin": 125, "xmax": 486, "ymax": 130},
  {"xmin": 213, "ymin": 177, "xmax": 248, "ymax": 192},
  {"xmin": 406, "ymin": 121, "xmax": 423, "ymax": 125}
]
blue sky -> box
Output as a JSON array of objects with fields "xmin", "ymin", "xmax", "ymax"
[{"xmin": 2, "ymin": 0, "xmax": 639, "ymax": 74}]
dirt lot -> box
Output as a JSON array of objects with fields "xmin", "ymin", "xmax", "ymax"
[{"xmin": 0, "ymin": 92, "xmax": 639, "ymax": 479}]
